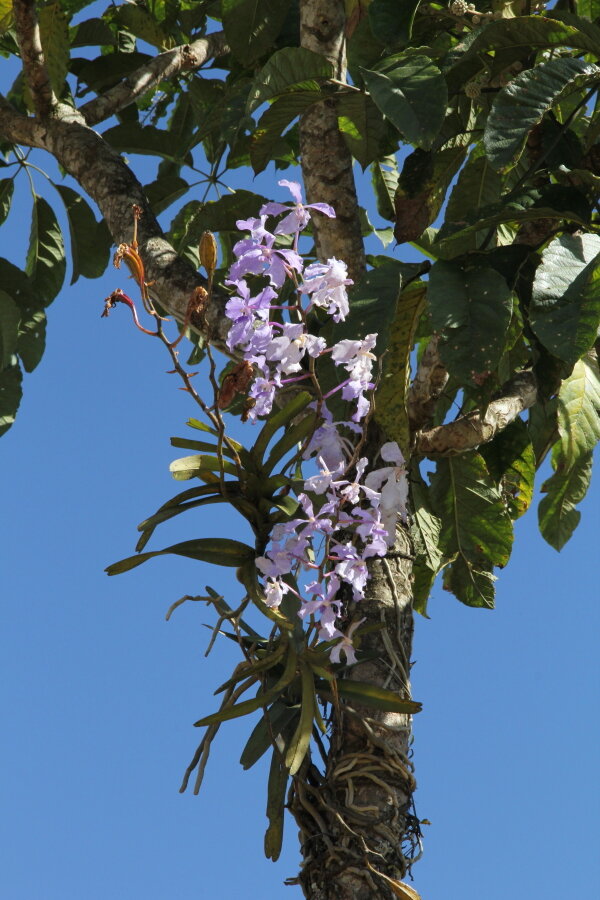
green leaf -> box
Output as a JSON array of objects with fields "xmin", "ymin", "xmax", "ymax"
[
  {"xmin": 240, "ymin": 701, "xmax": 298, "ymax": 770},
  {"xmin": 556, "ymin": 354, "xmax": 600, "ymax": 463},
  {"xmin": 336, "ymin": 92, "xmax": 387, "ymax": 169},
  {"xmin": 194, "ymin": 639, "xmax": 298, "ymax": 727},
  {"xmin": 17, "ymin": 308, "xmax": 46, "ymax": 373},
  {"xmin": 39, "ymin": 4, "xmax": 70, "ymax": 96},
  {"xmin": 360, "ymin": 55, "xmax": 447, "ymax": 150},
  {"xmin": 410, "ymin": 472, "xmax": 443, "ymax": 575},
  {"xmin": 113, "ymin": 4, "xmax": 171, "ymax": 49},
  {"xmin": 0, "ymin": 177, "xmax": 13, "ymax": 225},
  {"xmin": 427, "ymin": 261, "xmax": 513, "ymax": 383},
  {"xmin": 251, "ymin": 91, "xmax": 321, "ymax": 174},
  {"xmin": 430, "ymin": 452, "xmax": 513, "ymax": 607},
  {"xmin": 70, "ymin": 17, "xmax": 117, "ymax": 47},
  {"xmin": 54, "ymin": 185, "xmax": 110, "ymax": 283},
  {"xmin": 251, "ymin": 391, "xmax": 312, "ymax": 464},
  {"xmin": 102, "ymin": 123, "xmax": 193, "ymax": 165},
  {"xmin": 169, "ymin": 191, "xmax": 268, "ymax": 264},
  {"xmin": 285, "ymin": 665, "xmax": 314, "ymax": 775},
  {"xmin": 317, "ymin": 679, "xmax": 422, "ymax": 714},
  {"xmin": 480, "ymin": 418, "xmax": 536, "ymax": 520},
  {"xmin": 539, "ymin": 449, "xmax": 593, "ymax": 551},
  {"xmin": 264, "ymin": 748, "xmax": 288, "ymax": 862},
  {"xmin": 530, "ymin": 233, "xmax": 600, "ymax": 367},
  {"xmin": 0, "ymin": 362, "xmax": 22, "ymax": 436},
  {"xmin": 263, "ymin": 409, "xmax": 318, "ymax": 474},
  {"xmin": 484, "ymin": 58, "xmax": 600, "ymax": 172},
  {"xmin": 0, "ymin": 0, "xmax": 12, "ymax": 35},
  {"xmin": 25, "ymin": 195, "xmax": 66, "ymax": 306},
  {"xmin": 368, "ymin": 0, "xmax": 421, "ymax": 48},
  {"xmin": 445, "ymin": 146, "xmax": 505, "ymax": 248},
  {"xmin": 375, "ymin": 281, "xmax": 426, "ymax": 457},
  {"xmin": 106, "ymin": 537, "xmax": 255, "ymax": 575},
  {"xmin": 393, "ymin": 145, "xmax": 467, "ymax": 244},
  {"xmin": 144, "ymin": 175, "xmax": 189, "ymax": 215},
  {"xmin": 246, "ymin": 47, "xmax": 334, "ymax": 114},
  {"xmin": 222, "ymin": 0, "xmax": 291, "ymax": 63},
  {"xmin": 371, "ymin": 155, "xmax": 399, "ymax": 222},
  {"xmin": 0, "ymin": 289, "xmax": 20, "ymax": 369},
  {"xmin": 169, "ymin": 454, "xmax": 239, "ymax": 481}
]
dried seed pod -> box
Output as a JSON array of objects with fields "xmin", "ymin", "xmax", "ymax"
[{"xmin": 199, "ymin": 230, "xmax": 218, "ymax": 277}]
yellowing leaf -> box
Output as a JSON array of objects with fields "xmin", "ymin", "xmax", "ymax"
[{"xmin": 366, "ymin": 862, "xmax": 422, "ymax": 899}]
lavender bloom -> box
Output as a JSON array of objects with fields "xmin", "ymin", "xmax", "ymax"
[
  {"xmin": 329, "ymin": 618, "xmax": 365, "ymax": 665},
  {"xmin": 364, "ymin": 441, "xmax": 409, "ymax": 545},
  {"xmin": 331, "ymin": 541, "xmax": 369, "ymax": 600},
  {"xmin": 260, "ymin": 180, "xmax": 336, "ymax": 235},
  {"xmin": 302, "ymin": 258, "xmax": 352, "ymax": 322}
]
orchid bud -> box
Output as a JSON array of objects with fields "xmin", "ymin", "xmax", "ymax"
[{"xmin": 199, "ymin": 230, "xmax": 218, "ymax": 276}]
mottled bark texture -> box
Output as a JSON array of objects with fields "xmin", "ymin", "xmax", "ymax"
[
  {"xmin": 0, "ymin": 99, "xmax": 231, "ymax": 351},
  {"xmin": 299, "ymin": 0, "xmax": 366, "ymax": 282},
  {"xmin": 289, "ymin": 528, "xmax": 417, "ymax": 899}
]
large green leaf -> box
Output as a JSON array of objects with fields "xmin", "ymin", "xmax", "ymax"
[
  {"xmin": 556, "ymin": 354, "xmax": 600, "ymax": 464},
  {"xmin": 54, "ymin": 185, "xmax": 110, "ymax": 283},
  {"xmin": 361, "ymin": 55, "xmax": 447, "ymax": 150},
  {"xmin": 336, "ymin": 91, "xmax": 387, "ymax": 169},
  {"xmin": 0, "ymin": 362, "xmax": 22, "ymax": 436},
  {"xmin": 246, "ymin": 47, "xmax": 334, "ymax": 114},
  {"xmin": 106, "ymin": 537, "xmax": 255, "ymax": 575},
  {"xmin": 169, "ymin": 454, "xmax": 240, "ymax": 481},
  {"xmin": 143, "ymin": 175, "xmax": 189, "ymax": 215},
  {"xmin": 17, "ymin": 308, "xmax": 46, "ymax": 374},
  {"xmin": 39, "ymin": 4, "xmax": 70, "ymax": 96},
  {"xmin": 445, "ymin": 145, "xmax": 505, "ymax": 250},
  {"xmin": 102, "ymin": 123, "xmax": 193, "ymax": 165},
  {"xmin": 239, "ymin": 701, "xmax": 298, "ymax": 770},
  {"xmin": 430, "ymin": 452, "xmax": 514, "ymax": 607},
  {"xmin": 0, "ymin": 289, "xmax": 20, "ymax": 369},
  {"xmin": 371, "ymin": 155, "xmax": 399, "ymax": 222},
  {"xmin": 251, "ymin": 91, "xmax": 321, "ymax": 174},
  {"xmin": 530, "ymin": 233, "xmax": 600, "ymax": 366},
  {"xmin": 427, "ymin": 261, "xmax": 513, "ymax": 384},
  {"xmin": 484, "ymin": 58, "xmax": 600, "ymax": 171},
  {"xmin": 251, "ymin": 390, "xmax": 312, "ymax": 464},
  {"xmin": 0, "ymin": 177, "xmax": 13, "ymax": 225},
  {"xmin": 368, "ymin": 0, "xmax": 421, "ymax": 48},
  {"xmin": 112, "ymin": 4, "xmax": 170, "ymax": 49},
  {"xmin": 539, "ymin": 448, "xmax": 593, "ymax": 551},
  {"xmin": 25, "ymin": 195, "xmax": 66, "ymax": 306},
  {"xmin": 222, "ymin": 0, "xmax": 290, "ymax": 62},
  {"xmin": 480, "ymin": 418, "xmax": 536, "ymax": 520}
]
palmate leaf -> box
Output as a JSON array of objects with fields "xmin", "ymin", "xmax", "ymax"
[
  {"xmin": 430, "ymin": 452, "xmax": 514, "ymax": 608},
  {"xmin": 106, "ymin": 537, "xmax": 255, "ymax": 575},
  {"xmin": 0, "ymin": 362, "xmax": 22, "ymax": 436},
  {"xmin": 222, "ymin": 0, "xmax": 290, "ymax": 63},
  {"xmin": 54, "ymin": 185, "xmax": 110, "ymax": 283},
  {"xmin": 427, "ymin": 260, "xmax": 513, "ymax": 384},
  {"xmin": 38, "ymin": 4, "xmax": 70, "ymax": 96},
  {"xmin": 371, "ymin": 155, "xmax": 399, "ymax": 222},
  {"xmin": 530, "ymin": 233, "xmax": 600, "ymax": 367},
  {"xmin": 539, "ymin": 448, "xmax": 593, "ymax": 551},
  {"xmin": 375, "ymin": 280, "xmax": 426, "ymax": 458},
  {"xmin": 0, "ymin": 258, "xmax": 46, "ymax": 373},
  {"xmin": 361, "ymin": 55, "xmax": 447, "ymax": 150},
  {"xmin": 25, "ymin": 195, "xmax": 66, "ymax": 306},
  {"xmin": 0, "ymin": 289, "xmax": 20, "ymax": 369},
  {"xmin": 246, "ymin": 47, "xmax": 334, "ymax": 114},
  {"xmin": 480, "ymin": 418, "xmax": 536, "ymax": 520},
  {"xmin": 336, "ymin": 92, "xmax": 388, "ymax": 169},
  {"xmin": 251, "ymin": 91, "xmax": 322, "ymax": 174},
  {"xmin": 556, "ymin": 354, "xmax": 600, "ymax": 464},
  {"xmin": 484, "ymin": 57, "xmax": 600, "ymax": 172}
]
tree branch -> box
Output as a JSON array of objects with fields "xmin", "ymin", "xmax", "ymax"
[
  {"xmin": 299, "ymin": 0, "xmax": 365, "ymax": 281},
  {"xmin": 12, "ymin": 0, "xmax": 57, "ymax": 118},
  {"xmin": 79, "ymin": 31, "xmax": 230, "ymax": 127},
  {"xmin": 415, "ymin": 371, "xmax": 538, "ymax": 457},
  {"xmin": 407, "ymin": 336, "xmax": 449, "ymax": 431},
  {"xmin": 0, "ymin": 97, "xmax": 231, "ymax": 351}
]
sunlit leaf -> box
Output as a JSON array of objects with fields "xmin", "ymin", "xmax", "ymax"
[
  {"xmin": 106, "ymin": 537, "xmax": 255, "ymax": 575},
  {"xmin": 247, "ymin": 47, "xmax": 333, "ymax": 114},
  {"xmin": 556, "ymin": 354, "xmax": 600, "ymax": 464},
  {"xmin": 0, "ymin": 177, "xmax": 13, "ymax": 225},
  {"xmin": 39, "ymin": 4, "xmax": 70, "ymax": 96},
  {"xmin": 539, "ymin": 448, "xmax": 593, "ymax": 550},
  {"xmin": 285, "ymin": 665, "xmax": 315, "ymax": 775},
  {"xmin": 336, "ymin": 92, "xmax": 387, "ymax": 169},
  {"xmin": 25, "ymin": 195, "xmax": 66, "ymax": 306},
  {"xmin": 480, "ymin": 418, "xmax": 536, "ymax": 520},
  {"xmin": 317, "ymin": 679, "xmax": 422, "ymax": 714},
  {"xmin": 371, "ymin": 155, "xmax": 399, "ymax": 222},
  {"xmin": 530, "ymin": 233, "xmax": 600, "ymax": 367}
]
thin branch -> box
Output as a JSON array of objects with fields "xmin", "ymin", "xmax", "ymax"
[
  {"xmin": 12, "ymin": 0, "xmax": 57, "ymax": 118},
  {"xmin": 414, "ymin": 370, "xmax": 537, "ymax": 457},
  {"xmin": 80, "ymin": 31, "xmax": 230, "ymax": 127}
]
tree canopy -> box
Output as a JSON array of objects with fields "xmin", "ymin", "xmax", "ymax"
[{"xmin": 0, "ymin": 1, "xmax": 599, "ymax": 897}]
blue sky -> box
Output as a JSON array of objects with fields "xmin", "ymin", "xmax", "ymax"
[{"xmin": 2, "ymin": 15, "xmax": 600, "ymax": 898}]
